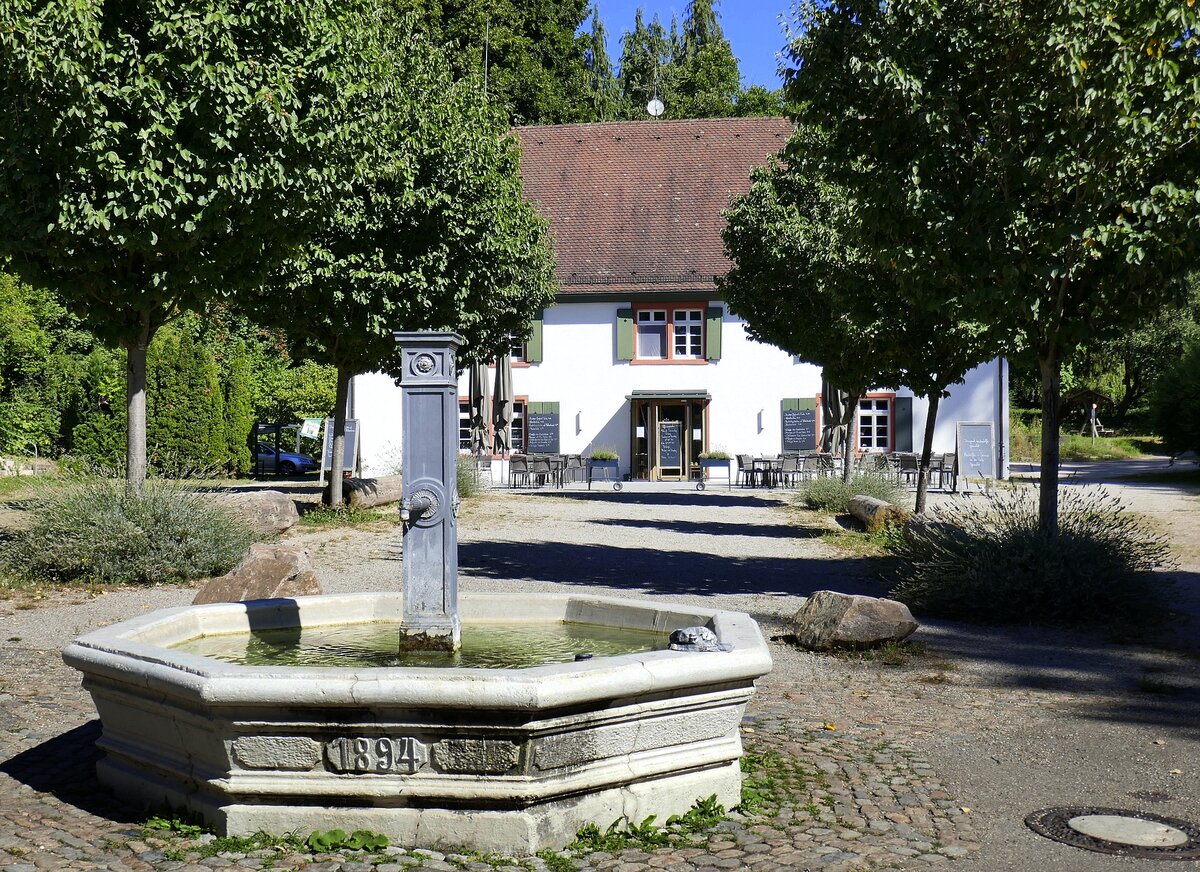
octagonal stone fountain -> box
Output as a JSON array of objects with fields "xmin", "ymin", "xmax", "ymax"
[{"xmin": 63, "ymin": 333, "xmax": 772, "ymax": 853}]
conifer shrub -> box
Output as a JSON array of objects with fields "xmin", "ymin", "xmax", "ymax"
[
  {"xmin": 222, "ymin": 343, "xmax": 255, "ymax": 476},
  {"xmin": 147, "ymin": 330, "xmax": 226, "ymax": 476},
  {"xmin": 884, "ymin": 487, "xmax": 1173, "ymax": 626},
  {"xmin": 2, "ymin": 474, "xmax": 255, "ymax": 585}
]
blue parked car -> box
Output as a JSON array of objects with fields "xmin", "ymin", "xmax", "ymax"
[{"xmin": 254, "ymin": 442, "xmax": 318, "ymax": 476}]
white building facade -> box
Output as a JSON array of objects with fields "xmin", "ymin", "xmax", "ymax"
[{"xmin": 354, "ymin": 118, "xmax": 1008, "ymax": 482}]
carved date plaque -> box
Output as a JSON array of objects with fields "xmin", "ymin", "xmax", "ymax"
[{"xmin": 326, "ymin": 737, "xmax": 425, "ymax": 774}]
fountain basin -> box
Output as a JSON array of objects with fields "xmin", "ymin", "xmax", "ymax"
[{"xmin": 64, "ymin": 592, "xmax": 772, "ymax": 853}]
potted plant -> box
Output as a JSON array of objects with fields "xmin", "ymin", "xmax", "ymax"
[
  {"xmin": 696, "ymin": 449, "xmax": 730, "ymax": 468},
  {"xmin": 587, "ymin": 447, "xmax": 621, "ymax": 490},
  {"xmin": 588, "ymin": 447, "xmax": 619, "ymax": 466}
]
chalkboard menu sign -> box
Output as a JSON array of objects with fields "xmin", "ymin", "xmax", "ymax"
[
  {"xmin": 321, "ymin": 418, "xmax": 359, "ymax": 471},
  {"xmin": 782, "ymin": 408, "xmax": 817, "ymax": 452},
  {"xmin": 955, "ymin": 421, "xmax": 996, "ymax": 479},
  {"xmin": 527, "ymin": 410, "xmax": 560, "ymax": 454},
  {"xmin": 659, "ymin": 421, "xmax": 682, "ymax": 468}
]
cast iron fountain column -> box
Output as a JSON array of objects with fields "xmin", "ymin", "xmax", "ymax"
[{"xmin": 395, "ymin": 331, "xmax": 463, "ymax": 651}]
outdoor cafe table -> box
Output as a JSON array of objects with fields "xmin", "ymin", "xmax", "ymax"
[{"xmin": 751, "ymin": 457, "xmax": 782, "ymax": 488}]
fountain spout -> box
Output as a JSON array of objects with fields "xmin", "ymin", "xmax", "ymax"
[{"xmin": 394, "ymin": 331, "xmax": 464, "ymax": 652}]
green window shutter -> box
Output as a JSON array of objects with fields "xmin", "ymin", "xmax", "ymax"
[
  {"xmin": 894, "ymin": 396, "xmax": 914, "ymax": 452},
  {"xmin": 526, "ymin": 314, "xmax": 544, "ymax": 364},
  {"xmin": 781, "ymin": 398, "xmax": 800, "ymax": 411},
  {"xmin": 706, "ymin": 306, "xmax": 723, "ymax": 360},
  {"xmin": 797, "ymin": 397, "xmax": 816, "ymax": 410},
  {"xmin": 616, "ymin": 308, "xmax": 634, "ymax": 361},
  {"xmin": 527, "ymin": 401, "xmax": 560, "ymax": 414}
]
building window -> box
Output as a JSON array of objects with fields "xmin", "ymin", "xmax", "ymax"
[
  {"xmin": 858, "ymin": 397, "xmax": 892, "ymax": 451},
  {"xmin": 459, "ymin": 398, "xmax": 529, "ymax": 453},
  {"xmin": 458, "ymin": 401, "xmax": 472, "ymax": 451},
  {"xmin": 636, "ymin": 310, "xmax": 668, "ymax": 359},
  {"xmin": 511, "ymin": 400, "xmax": 527, "ymax": 452},
  {"xmin": 634, "ymin": 304, "xmax": 705, "ymax": 361},
  {"xmin": 673, "ymin": 309, "xmax": 704, "ymax": 358},
  {"xmin": 507, "ymin": 333, "xmax": 526, "ymax": 363}
]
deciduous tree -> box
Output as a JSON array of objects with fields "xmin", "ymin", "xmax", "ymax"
[
  {"xmin": 0, "ymin": 0, "xmax": 378, "ymax": 492},
  {"xmin": 722, "ymin": 142, "xmax": 998, "ymax": 508},
  {"xmin": 781, "ymin": 0, "xmax": 1200, "ymax": 534},
  {"xmin": 250, "ymin": 18, "xmax": 556, "ymax": 506}
]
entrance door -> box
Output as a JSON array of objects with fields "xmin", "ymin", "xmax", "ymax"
[{"xmin": 629, "ymin": 397, "xmax": 708, "ymax": 481}]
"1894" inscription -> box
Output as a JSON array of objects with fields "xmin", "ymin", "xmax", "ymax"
[{"xmin": 326, "ymin": 737, "xmax": 424, "ymax": 774}]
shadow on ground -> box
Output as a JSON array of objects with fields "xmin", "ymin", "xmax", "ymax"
[
  {"xmin": 0, "ymin": 720, "xmax": 141, "ymax": 824},
  {"xmin": 915, "ymin": 611, "xmax": 1200, "ymax": 738},
  {"xmin": 588, "ymin": 517, "xmax": 825, "ymax": 539},
  {"xmin": 459, "ymin": 539, "xmax": 884, "ymax": 600},
  {"xmin": 527, "ymin": 490, "xmax": 786, "ymax": 509}
]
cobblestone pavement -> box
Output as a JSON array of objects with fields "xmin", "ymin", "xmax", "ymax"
[
  {"xmin": 1, "ymin": 471, "xmax": 1199, "ymax": 871},
  {"xmin": 0, "ymin": 627, "xmax": 982, "ymax": 872}
]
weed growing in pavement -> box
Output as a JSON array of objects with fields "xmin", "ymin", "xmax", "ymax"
[
  {"xmin": 565, "ymin": 795, "xmax": 726, "ymax": 854},
  {"xmin": 2, "ymin": 474, "xmax": 254, "ymax": 585},
  {"xmin": 884, "ymin": 486, "xmax": 1174, "ymax": 627},
  {"xmin": 142, "ymin": 814, "xmax": 206, "ymax": 838},
  {"xmin": 535, "ymin": 850, "xmax": 581, "ymax": 872},
  {"xmin": 738, "ymin": 748, "xmax": 827, "ymax": 816}
]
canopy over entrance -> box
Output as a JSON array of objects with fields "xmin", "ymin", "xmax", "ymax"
[{"xmin": 627, "ymin": 391, "xmax": 711, "ymax": 481}]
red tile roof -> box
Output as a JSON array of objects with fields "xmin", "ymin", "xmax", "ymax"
[{"xmin": 515, "ymin": 117, "xmax": 793, "ymax": 296}]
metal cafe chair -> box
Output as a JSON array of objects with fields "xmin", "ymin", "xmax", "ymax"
[
  {"xmin": 529, "ymin": 455, "xmax": 553, "ymax": 487},
  {"xmin": 778, "ymin": 454, "xmax": 802, "ymax": 488},
  {"xmin": 508, "ymin": 454, "xmax": 530, "ymax": 488},
  {"xmin": 736, "ymin": 454, "xmax": 756, "ymax": 487}
]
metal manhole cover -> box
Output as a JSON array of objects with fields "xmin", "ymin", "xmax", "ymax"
[{"xmin": 1026, "ymin": 807, "xmax": 1200, "ymax": 860}]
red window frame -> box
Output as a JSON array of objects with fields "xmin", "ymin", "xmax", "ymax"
[{"xmin": 631, "ymin": 302, "xmax": 708, "ymax": 365}]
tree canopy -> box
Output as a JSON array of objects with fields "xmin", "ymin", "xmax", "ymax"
[
  {"xmin": 395, "ymin": 0, "xmax": 593, "ymax": 125},
  {"xmin": 722, "ymin": 132, "xmax": 999, "ymax": 505},
  {"xmin": 779, "ymin": 0, "xmax": 1200, "ymax": 532},
  {"xmin": 251, "ymin": 16, "xmax": 556, "ymax": 503},
  {"xmin": 0, "ymin": 0, "xmax": 381, "ymax": 487}
]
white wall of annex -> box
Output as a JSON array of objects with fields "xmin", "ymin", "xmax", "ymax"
[{"xmin": 353, "ymin": 301, "xmax": 1005, "ymax": 478}]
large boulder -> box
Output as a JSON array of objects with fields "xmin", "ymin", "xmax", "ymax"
[
  {"xmin": 193, "ymin": 544, "xmax": 322, "ymax": 605},
  {"xmin": 847, "ymin": 495, "xmax": 910, "ymax": 533},
  {"xmin": 210, "ymin": 490, "xmax": 300, "ymax": 535},
  {"xmin": 321, "ymin": 475, "xmax": 405, "ymax": 509},
  {"xmin": 791, "ymin": 590, "xmax": 918, "ymax": 651}
]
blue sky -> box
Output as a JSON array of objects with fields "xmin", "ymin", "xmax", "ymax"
[{"xmin": 592, "ymin": 0, "xmax": 793, "ymax": 89}]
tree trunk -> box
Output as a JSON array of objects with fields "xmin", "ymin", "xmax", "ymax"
[
  {"xmin": 328, "ymin": 365, "xmax": 351, "ymax": 509},
  {"xmin": 914, "ymin": 392, "xmax": 941, "ymax": 516},
  {"xmin": 1038, "ymin": 349, "xmax": 1061, "ymax": 539},
  {"xmin": 124, "ymin": 322, "xmax": 152, "ymax": 497},
  {"xmin": 841, "ymin": 394, "xmax": 859, "ymax": 484}
]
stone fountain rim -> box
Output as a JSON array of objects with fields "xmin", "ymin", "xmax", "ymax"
[{"xmin": 63, "ymin": 591, "xmax": 772, "ymax": 712}]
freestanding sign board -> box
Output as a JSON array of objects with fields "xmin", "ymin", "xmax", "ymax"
[
  {"xmin": 321, "ymin": 419, "xmax": 359, "ymax": 472},
  {"xmin": 659, "ymin": 421, "xmax": 682, "ymax": 469},
  {"xmin": 955, "ymin": 421, "xmax": 996, "ymax": 482}
]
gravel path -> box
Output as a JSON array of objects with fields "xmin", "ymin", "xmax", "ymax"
[{"xmin": 0, "ymin": 465, "xmax": 1198, "ymax": 871}]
